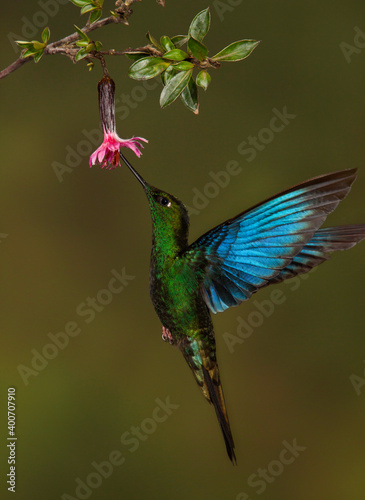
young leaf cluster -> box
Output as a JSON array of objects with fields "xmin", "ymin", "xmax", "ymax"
[
  {"xmin": 74, "ymin": 25, "xmax": 102, "ymax": 62},
  {"xmin": 127, "ymin": 7, "xmax": 259, "ymax": 113},
  {"xmin": 16, "ymin": 27, "xmax": 51, "ymax": 63},
  {"xmin": 70, "ymin": 0, "xmax": 104, "ymax": 24}
]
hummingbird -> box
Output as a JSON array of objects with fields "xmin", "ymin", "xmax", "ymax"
[{"xmin": 121, "ymin": 157, "xmax": 365, "ymax": 464}]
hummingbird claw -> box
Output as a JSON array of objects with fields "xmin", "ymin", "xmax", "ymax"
[{"xmin": 162, "ymin": 326, "xmax": 175, "ymax": 345}]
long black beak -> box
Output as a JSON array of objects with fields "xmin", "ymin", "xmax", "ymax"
[{"xmin": 120, "ymin": 153, "xmax": 147, "ymax": 188}]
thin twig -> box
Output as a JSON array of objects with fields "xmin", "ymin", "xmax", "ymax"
[
  {"xmin": 94, "ymin": 53, "xmax": 109, "ymax": 76},
  {"xmin": 46, "ymin": 45, "xmax": 156, "ymax": 58}
]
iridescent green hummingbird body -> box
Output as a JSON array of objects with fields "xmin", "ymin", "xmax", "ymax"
[
  {"xmin": 123, "ymin": 156, "xmax": 236, "ymax": 462},
  {"xmin": 121, "ymin": 155, "xmax": 365, "ymax": 464}
]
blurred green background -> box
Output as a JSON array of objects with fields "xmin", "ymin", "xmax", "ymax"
[{"xmin": 1, "ymin": 1, "xmax": 365, "ymax": 499}]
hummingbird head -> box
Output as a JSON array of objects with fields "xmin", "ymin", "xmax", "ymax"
[{"xmin": 121, "ymin": 154, "xmax": 189, "ymax": 249}]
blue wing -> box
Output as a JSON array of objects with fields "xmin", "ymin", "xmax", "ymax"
[
  {"xmin": 185, "ymin": 169, "xmax": 359, "ymax": 313},
  {"xmin": 270, "ymin": 224, "xmax": 365, "ymax": 284}
]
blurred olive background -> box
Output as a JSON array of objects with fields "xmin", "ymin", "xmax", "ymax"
[{"xmin": 1, "ymin": 1, "xmax": 365, "ymax": 499}]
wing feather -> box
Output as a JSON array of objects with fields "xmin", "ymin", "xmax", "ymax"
[
  {"xmin": 271, "ymin": 224, "xmax": 365, "ymax": 284},
  {"xmin": 185, "ymin": 169, "xmax": 359, "ymax": 313}
]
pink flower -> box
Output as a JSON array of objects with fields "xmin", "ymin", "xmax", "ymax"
[
  {"xmin": 89, "ymin": 129, "xmax": 148, "ymax": 169},
  {"xmin": 89, "ymin": 75, "xmax": 148, "ymax": 169}
]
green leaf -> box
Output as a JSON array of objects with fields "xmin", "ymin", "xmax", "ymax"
[
  {"xmin": 74, "ymin": 25, "xmax": 89, "ymax": 41},
  {"xmin": 188, "ymin": 8, "xmax": 210, "ymax": 42},
  {"xmin": 33, "ymin": 50, "xmax": 44, "ymax": 63},
  {"xmin": 162, "ymin": 65, "xmax": 178, "ymax": 85},
  {"xmin": 69, "ymin": 0, "xmax": 89, "ymax": 7},
  {"xmin": 15, "ymin": 41, "xmax": 34, "ymax": 49},
  {"xmin": 171, "ymin": 35, "xmax": 189, "ymax": 48},
  {"xmin": 94, "ymin": 40, "xmax": 102, "ymax": 51},
  {"xmin": 173, "ymin": 61, "xmax": 194, "ymax": 71},
  {"xmin": 75, "ymin": 48, "xmax": 88, "ymax": 61},
  {"xmin": 196, "ymin": 70, "xmax": 211, "ymax": 90},
  {"xmin": 146, "ymin": 32, "xmax": 164, "ymax": 51},
  {"xmin": 85, "ymin": 42, "xmax": 96, "ymax": 52},
  {"xmin": 180, "ymin": 75, "xmax": 199, "ymax": 114},
  {"xmin": 163, "ymin": 49, "xmax": 188, "ymax": 61},
  {"xmin": 76, "ymin": 40, "xmax": 89, "ymax": 47},
  {"xmin": 129, "ymin": 57, "xmax": 171, "ymax": 80},
  {"xmin": 160, "ymin": 69, "xmax": 192, "ymax": 108},
  {"xmin": 80, "ymin": 3, "xmax": 97, "ymax": 14},
  {"xmin": 42, "ymin": 27, "xmax": 50, "ymax": 44},
  {"xmin": 32, "ymin": 41, "xmax": 46, "ymax": 50},
  {"xmin": 22, "ymin": 48, "xmax": 38, "ymax": 58},
  {"xmin": 212, "ymin": 39, "xmax": 260, "ymax": 62},
  {"xmin": 89, "ymin": 8, "xmax": 102, "ymax": 23},
  {"xmin": 160, "ymin": 35, "xmax": 175, "ymax": 52},
  {"xmin": 187, "ymin": 37, "xmax": 208, "ymax": 61}
]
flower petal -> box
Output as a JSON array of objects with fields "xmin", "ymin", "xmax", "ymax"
[
  {"xmin": 90, "ymin": 129, "xmax": 148, "ymax": 168},
  {"xmin": 89, "ymin": 150, "xmax": 99, "ymax": 167}
]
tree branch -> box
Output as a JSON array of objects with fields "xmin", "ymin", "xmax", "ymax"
[
  {"xmin": 0, "ymin": 0, "xmax": 219, "ymax": 82},
  {"xmin": 0, "ymin": 0, "xmax": 141, "ymax": 81},
  {"xmin": 49, "ymin": 14, "xmax": 127, "ymax": 50},
  {"xmin": 45, "ymin": 43, "xmax": 220, "ymax": 70},
  {"xmin": 0, "ymin": 56, "xmax": 32, "ymax": 80}
]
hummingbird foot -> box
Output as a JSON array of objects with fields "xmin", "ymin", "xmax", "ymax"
[{"xmin": 162, "ymin": 326, "xmax": 175, "ymax": 345}]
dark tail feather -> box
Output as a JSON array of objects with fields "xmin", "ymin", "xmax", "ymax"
[
  {"xmin": 271, "ymin": 224, "xmax": 365, "ymax": 284},
  {"xmin": 202, "ymin": 365, "xmax": 237, "ymax": 464}
]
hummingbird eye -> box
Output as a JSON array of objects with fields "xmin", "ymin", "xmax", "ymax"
[{"xmin": 157, "ymin": 196, "xmax": 171, "ymax": 208}]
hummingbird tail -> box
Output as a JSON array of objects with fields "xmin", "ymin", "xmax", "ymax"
[
  {"xmin": 201, "ymin": 365, "xmax": 237, "ymax": 464},
  {"xmin": 180, "ymin": 336, "xmax": 236, "ymax": 463}
]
